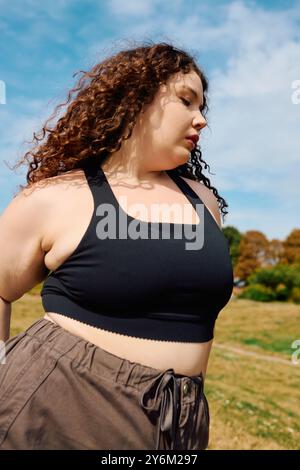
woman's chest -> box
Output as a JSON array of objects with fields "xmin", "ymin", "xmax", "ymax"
[{"xmin": 43, "ymin": 174, "xmax": 203, "ymax": 272}]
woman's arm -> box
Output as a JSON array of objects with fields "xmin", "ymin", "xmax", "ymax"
[{"xmin": 0, "ymin": 184, "xmax": 50, "ymax": 342}]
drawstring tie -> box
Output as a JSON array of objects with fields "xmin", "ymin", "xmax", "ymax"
[
  {"xmin": 140, "ymin": 368, "xmax": 205, "ymax": 450},
  {"xmin": 140, "ymin": 368, "xmax": 180, "ymax": 450}
]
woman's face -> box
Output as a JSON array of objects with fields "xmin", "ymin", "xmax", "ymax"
[
  {"xmin": 137, "ymin": 69, "xmax": 207, "ymax": 170},
  {"xmin": 106, "ymin": 69, "xmax": 207, "ymax": 177}
]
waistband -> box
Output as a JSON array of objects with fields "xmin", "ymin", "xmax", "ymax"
[{"xmin": 24, "ymin": 318, "xmax": 205, "ymax": 450}]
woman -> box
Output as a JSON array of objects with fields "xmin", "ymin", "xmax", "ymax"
[{"xmin": 0, "ymin": 42, "xmax": 233, "ymax": 450}]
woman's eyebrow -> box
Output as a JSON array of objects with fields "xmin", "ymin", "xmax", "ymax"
[{"xmin": 180, "ymin": 85, "xmax": 204, "ymax": 108}]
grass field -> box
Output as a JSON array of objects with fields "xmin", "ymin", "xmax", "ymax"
[{"xmin": 9, "ymin": 288, "xmax": 300, "ymax": 450}]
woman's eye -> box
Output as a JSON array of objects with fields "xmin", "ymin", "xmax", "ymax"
[{"xmin": 181, "ymin": 97, "xmax": 191, "ymax": 106}]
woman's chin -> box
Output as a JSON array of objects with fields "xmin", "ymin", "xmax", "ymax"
[
  {"xmin": 179, "ymin": 150, "xmax": 190, "ymax": 163},
  {"xmin": 167, "ymin": 150, "xmax": 190, "ymax": 168}
]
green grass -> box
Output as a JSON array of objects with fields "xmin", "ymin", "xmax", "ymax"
[
  {"xmin": 206, "ymin": 348, "xmax": 300, "ymax": 449},
  {"xmin": 241, "ymin": 337, "xmax": 294, "ymax": 355},
  {"xmin": 9, "ymin": 290, "xmax": 300, "ymax": 449},
  {"xmin": 9, "ymin": 285, "xmax": 45, "ymax": 337},
  {"xmin": 206, "ymin": 297, "xmax": 300, "ymax": 449},
  {"xmin": 213, "ymin": 297, "xmax": 300, "ymax": 359}
]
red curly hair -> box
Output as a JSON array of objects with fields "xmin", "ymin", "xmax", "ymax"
[{"xmin": 8, "ymin": 40, "xmax": 229, "ymax": 219}]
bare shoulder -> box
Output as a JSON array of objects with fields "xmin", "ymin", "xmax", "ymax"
[
  {"xmin": 180, "ymin": 176, "xmax": 222, "ymax": 229},
  {"xmin": 19, "ymin": 168, "xmax": 87, "ymax": 198},
  {"xmin": 0, "ymin": 170, "xmax": 87, "ymax": 303},
  {"xmin": 13, "ymin": 168, "xmax": 88, "ymax": 218},
  {"xmin": 14, "ymin": 168, "xmax": 89, "ymax": 250}
]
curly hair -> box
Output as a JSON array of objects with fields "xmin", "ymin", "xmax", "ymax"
[{"xmin": 8, "ymin": 40, "xmax": 229, "ymax": 220}]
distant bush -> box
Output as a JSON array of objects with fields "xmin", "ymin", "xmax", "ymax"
[
  {"xmin": 275, "ymin": 283, "xmax": 290, "ymax": 301},
  {"xmin": 238, "ymin": 284, "xmax": 276, "ymax": 302},
  {"xmin": 238, "ymin": 263, "xmax": 300, "ymax": 303},
  {"xmin": 291, "ymin": 287, "xmax": 300, "ymax": 304}
]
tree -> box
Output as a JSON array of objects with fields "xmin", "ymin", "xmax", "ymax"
[
  {"xmin": 234, "ymin": 230, "xmax": 269, "ymax": 281},
  {"xmin": 222, "ymin": 225, "xmax": 242, "ymax": 268},
  {"xmin": 264, "ymin": 238, "xmax": 284, "ymax": 266},
  {"xmin": 280, "ymin": 229, "xmax": 300, "ymax": 264}
]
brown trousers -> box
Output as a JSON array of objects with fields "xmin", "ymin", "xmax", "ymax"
[{"xmin": 0, "ymin": 318, "xmax": 209, "ymax": 450}]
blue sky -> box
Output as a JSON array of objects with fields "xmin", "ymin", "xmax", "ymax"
[{"xmin": 0, "ymin": 0, "xmax": 299, "ymax": 241}]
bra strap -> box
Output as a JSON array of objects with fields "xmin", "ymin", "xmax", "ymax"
[{"xmin": 167, "ymin": 171, "xmax": 204, "ymax": 207}]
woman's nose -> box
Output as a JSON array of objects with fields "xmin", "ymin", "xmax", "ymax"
[{"xmin": 193, "ymin": 115, "xmax": 207, "ymax": 131}]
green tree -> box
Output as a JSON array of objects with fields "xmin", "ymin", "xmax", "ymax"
[{"xmin": 222, "ymin": 225, "xmax": 242, "ymax": 268}]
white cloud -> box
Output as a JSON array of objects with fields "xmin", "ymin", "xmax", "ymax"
[
  {"xmin": 0, "ymin": 0, "xmax": 71, "ymax": 21},
  {"xmin": 107, "ymin": 0, "xmax": 183, "ymax": 17},
  {"xmin": 225, "ymin": 206, "xmax": 299, "ymax": 241},
  {"xmin": 211, "ymin": 32, "xmax": 300, "ymax": 98},
  {"xmin": 0, "ymin": 97, "xmax": 57, "ymax": 203},
  {"xmin": 202, "ymin": 3, "xmax": 300, "ymax": 208},
  {"xmin": 108, "ymin": 0, "xmax": 157, "ymax": 16}
]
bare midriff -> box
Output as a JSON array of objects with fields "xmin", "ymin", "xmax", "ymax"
[{"xmin": 43, "ymin": 312, "xmax": 213, "ymax": 377}]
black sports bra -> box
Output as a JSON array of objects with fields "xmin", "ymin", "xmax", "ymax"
[{"xmin": 41, "ymin": 158, "xmax": 233, "ymax": 342}]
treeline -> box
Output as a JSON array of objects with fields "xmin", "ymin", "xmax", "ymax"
[{"xmin": 223, "ymin": 227, "xmax": 300, "ymax": 304}]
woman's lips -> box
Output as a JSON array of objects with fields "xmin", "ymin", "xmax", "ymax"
[{"xmin": 185, "ymin": 138, "xmax": 195, "ymax": 149}]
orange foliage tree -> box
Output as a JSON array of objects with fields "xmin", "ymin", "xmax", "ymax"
[
  {"xmin": 280, "ymin": 229, "xmax": 300, "ymax": 264},
  {"xmin": 234, "ymin": 230, "xmax": 269, "ymax": 281}
]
